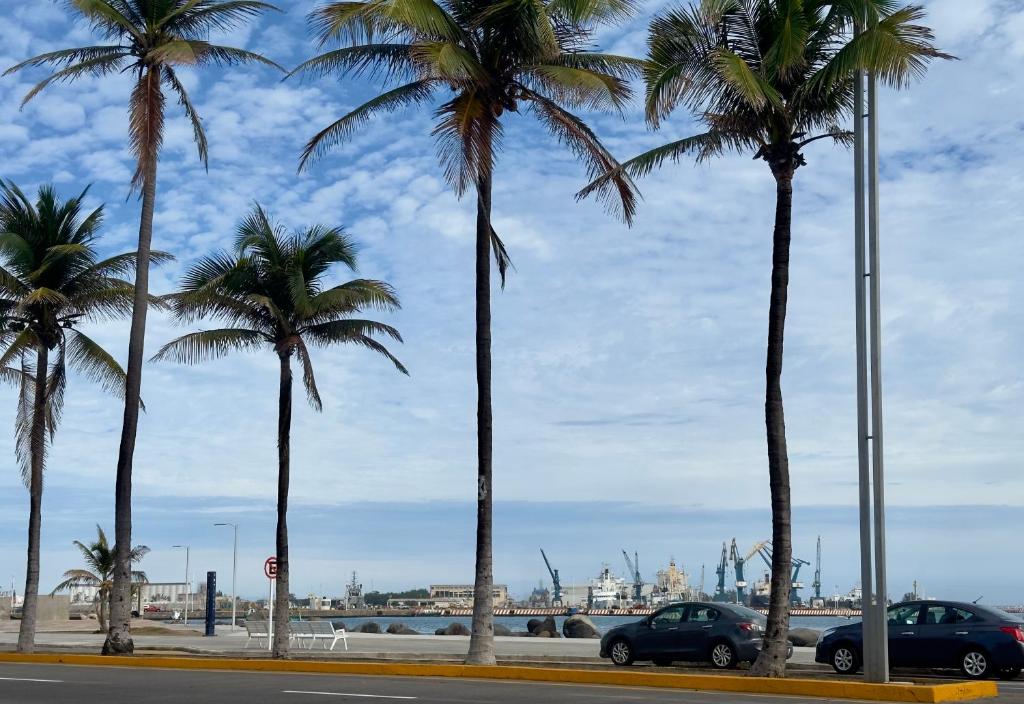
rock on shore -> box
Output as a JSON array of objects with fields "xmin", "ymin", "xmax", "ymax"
[
  {"xmin": 527, "ymin": 616, "xmax": 559, "ymax": 638},
  {"xmin": 386, "ymin": 622, "xmax": 420, "ymax": 635},
  {"xmin": 787, "ymin": 628, "xmax": 820, "ymax": 647},
  {"xmin": 435, "ymin": 622, "xmax": 471, "ymax": 636},
  {"xmin": 562, "ymin": 614, "xmax": 601, "ymax": 639},
  {"xmin": 358, "ymin": 622, "xmax": 381, "ymax": 633}
]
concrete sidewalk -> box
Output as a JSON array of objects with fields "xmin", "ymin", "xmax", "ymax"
[{"xmin": 0, "ymin": 625, "xmax": 819, "ymax": 666}]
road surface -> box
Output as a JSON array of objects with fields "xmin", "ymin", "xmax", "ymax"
[{"xmin": 0, "ymin": 663, "xmax": 1020, "ymax": 704}]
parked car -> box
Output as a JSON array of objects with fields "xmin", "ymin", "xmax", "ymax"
[
  {"xmin": 600, "ymin": 601, "xmax": 788, "ymax": 669},
  {"xmin": 815, "ymin": 600, "xmax": 1024, "ymax": 680},
  {"xmin": 144, "ymin": 605, "xmax": 162, "ymax": 613}
]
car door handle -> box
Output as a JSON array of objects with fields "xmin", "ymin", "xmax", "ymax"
[
  {"xmin": 702, "ymin": 625, "xmax": 713, "ymax": 629},
  {"xmin": 955, "ymin": 631, "xmax": 968, "ymax": 635},
  {"xmin": 900, "ymin": 631, "xmax": 915, "ymax": 636}
]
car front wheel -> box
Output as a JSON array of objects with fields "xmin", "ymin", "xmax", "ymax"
[
  {"xmin": 609, "ymin": 639, "xmax": 634, "ymax": 666},
  {"xmin": 961, "ymin": 650, "xmax": 992, "ymax": 679},
  {"xmin": 709, "ymin": 641, "xmax": 737, "ymax": 669},
  {"xmin": 831, "ymin": 644, "xmax": 860, "ymax": 675}
]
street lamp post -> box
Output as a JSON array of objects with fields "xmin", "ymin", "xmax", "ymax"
[
  {"xmin": 172, "ymin": 545, "xmax": 190, "ymax": 625},
  {"xmin": 214, "ymin": 523, "xmax": 238, "ymax": 631},
  {"xmin": 853, "ymin": 19, "xmax": 890, "ymax": 684}
]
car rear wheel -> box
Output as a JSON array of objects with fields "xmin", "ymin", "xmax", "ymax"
[
  {"xmin": 997, "ymin": 666, "xmax": 1021, "ymax": 681},
  {"xmin": 961, "ymin": 650, "xmax": 992, "ymax": 679},
  {"xmin": 709, "ymin": 641, "xmax": 737, "ymax": 669},
  {"xmin": 609, "ymin": 639, "xmax": 634, "ymax": 666},
  {"xmin": 831, "ymin": 644, "xmax": 860, "ymax": 675}
]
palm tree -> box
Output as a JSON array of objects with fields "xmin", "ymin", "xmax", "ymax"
[
  {"xmin": 580, "ymin": 0, "xmax": 949, "ymax": 676},
  {"xmin": 52, "ymin": 525, "xmax": 149, "ymax": 633},
  {"xmin": 4, "ymin": 0, "xmax": 281, "ymax": 655},
  {"xmin": 153, "ymin": 204, "xmax": 407, "ymax": 657},
  {"xmin": 0, "ymin": 180, "xmax": 153, "ymax": 653},
  {"xmin": 292, "ymin": 0, "xmax": 639, "ymax": 665}
]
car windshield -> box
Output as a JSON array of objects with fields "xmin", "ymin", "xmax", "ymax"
[{"xmin": 728, "ymin": 605, "xmax": 767, "ymax": 624}]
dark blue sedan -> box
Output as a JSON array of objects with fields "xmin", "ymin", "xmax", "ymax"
[
  {"xmin": 600, "ymin": 602, "xmax": 780, "ymax": 669},
  {"xmin": 815, "ymin": 601, "xmax": 1024, "ymax": 680}
]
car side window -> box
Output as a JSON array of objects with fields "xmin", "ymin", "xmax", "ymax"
[
  {"xmin": 922, "ymin": 606, "xmax": 948, "ymax": 625},
  {"xmin": 653, "ymin": 606, "xmax": 685, "ymax": 626},
  {"xmin": 887, "ymin": 605, "xmax": 921, "ymax": 626},
  {"xmin": 689, "ymin": 607, "xmax": 719, "ymax": 623},
  {"xmin": 953, "ymin": 608, "xmax": 979, "ymax": 624}
]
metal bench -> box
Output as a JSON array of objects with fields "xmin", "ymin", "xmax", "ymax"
[
  {"xmin": 294, "ymin": 620, "xmax": 346, "ymax": 651},
  {"xmin": 243, "ymin": 620, "xmax": 269, "ymax": 648}
]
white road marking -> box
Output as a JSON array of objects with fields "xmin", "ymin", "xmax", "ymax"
[
  {"xmin": 283, "ymin": 692, "xmax": 417, "ymax": 700},
  {"xmin": 0, "ymin": 677, "xmax": 63, "ymax": 683}
]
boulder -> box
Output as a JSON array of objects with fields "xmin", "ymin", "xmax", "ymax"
[
  {"xmin": 331, "ymin": 621, "xmax": 347, "ymax": 632},
  {"xmin": 528, "ymin": 616, "xmax": 559, "ymax": 638},
  {"xmin": 386, "ymin": 622, "xmax": 419, "ymax": 635},
  {"xmin": 358, "ymin": 621, "xmax": 381, "ymax": 633},
  {"xmin": 562, "ymin": 614, "xmax": 601, "ymax": 639},
  {"xmin": 434, "ymin": 628, "xmax": 446, "ymax": 635},
  {"xmin": 787, "ymin": 628, "xmax": 820, "ymax": 647},
  {"xmin": 442, "ymin": 622, "xmax": 471, "ymax": 636},
  {"xmin": 493, "ymin": 623, "xmax": 512, "ymax": 636}
]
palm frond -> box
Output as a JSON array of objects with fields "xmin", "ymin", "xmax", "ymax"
[
  {"xmin": 65, "ymin": 329, "xmax": 132, "ymax": 403},
  {"xmin": 521, "ymin": 87, "xmax": 638, "ymax": 223},
  {"xmin": 299, "ymin": 79, "xmax": 439, "ymax": 170},
  {"xmin": 294, "ymin": 337, "xmax": 323, "ymax": 411},
  {"xmin": 151, "ymin": 328, "xmax": 268, "ymax": 365}
]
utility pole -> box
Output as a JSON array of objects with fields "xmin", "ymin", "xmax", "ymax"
[
  {"xmin": 215, "ymin": 523, "xmax": 239, "ymax": 631},
  {"xmin": 854, "ymin": 19, "xmax": 890, "ymax": 684}
]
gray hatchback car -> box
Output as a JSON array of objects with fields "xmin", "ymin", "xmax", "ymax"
[{"xmin": 600, "ymin": 602, "xmax": 781, "ymax": 669}]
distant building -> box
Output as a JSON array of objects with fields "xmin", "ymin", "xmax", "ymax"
[
  {"xmin": 428, "ymin": 584, "xmax": 509, "ymax": 608},
  {"xmin": 65, "ymin": 582, "xmax": 191, "ymax": 607}
]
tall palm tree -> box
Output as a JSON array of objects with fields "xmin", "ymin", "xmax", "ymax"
[
  {"xmin": 52, "ymin": 525, "xmax": 149, "ymax": 633},
  {"xmin": 292, "ymin": 0, "xmax": 639, "ymax": 664},
  {"xmin": 0, "ymin": 180, "xmax": 153, "ymax": 653},
  {"xmin": 581, "ymin": 0, "xmax": 949, "ymax": 676},
  {"xmin": 4, "ymin": 0, "xmax": 282, "ymax": 655},
  {"xmin": 153, "ymin": 204, "xmax": 407, "ymax": 657}
]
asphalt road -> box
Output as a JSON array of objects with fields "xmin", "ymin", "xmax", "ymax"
[{"xmin": 0, "ymin": 663, "xmax": 1021, "ymax": 704}]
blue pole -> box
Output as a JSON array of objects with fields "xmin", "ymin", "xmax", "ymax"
[{"xmin": 205, "ymin": 571, "xmax": 217, "ymax": 637}]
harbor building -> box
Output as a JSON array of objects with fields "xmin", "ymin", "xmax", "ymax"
[{"xmin": 428, "ymin": 584, "xmax": 509, "ymax": 608}]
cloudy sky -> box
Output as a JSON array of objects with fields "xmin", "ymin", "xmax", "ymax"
[{"xmin": 0, "ymin": 0, "xmax": 1021, "ymax": 605}]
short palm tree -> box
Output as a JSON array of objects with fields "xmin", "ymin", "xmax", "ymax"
[
  {"xmin": 52, "ymin": 525, "xmax": 149, "ymax": 633},
  {"xmin": 581, "ymin": 0, "xmax": 949, "ymax": 676},
  {"xmin": 293, "ymin": 0, "xmax": 640, "ymax": 664},
  {"xmin": 0, "ymin": 180, "xmax": 150, "ymax": 653},
  {"xmin": 153, "ymin": 205, "xmax": 407, "ymax": 657},
  {"xmin": 4, "ymin": 0, "xmax": 281, "ymax": 655}
]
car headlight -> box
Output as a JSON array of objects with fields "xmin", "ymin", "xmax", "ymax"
[{"xmin": 816, "ymin": 628, "xmax": 836, "ymax": 646}]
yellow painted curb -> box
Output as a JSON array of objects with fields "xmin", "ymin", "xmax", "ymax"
[{"xmin": 0, "ymin": 653, "xmax": 998, "ymax": 702}]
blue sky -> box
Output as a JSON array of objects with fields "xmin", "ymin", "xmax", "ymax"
[{"xmin": 0, "ymin": 1, "xmax": 1021, "ymax": 604}]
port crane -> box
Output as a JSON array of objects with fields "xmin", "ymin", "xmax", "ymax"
[
  {"xmin": 622, "ymin": 550, "xmax": 643, "ymax": 605},
  {"xmin": 756, "ymin": 542, "xmax": 811, "ymax": 605},
  {"xmin": 540, "ymin": 549, "xmax": 562, "ymax": 606},
  {"xmin": 713, "ymin": 543, "xmax": 729, "ymax": 602},
  {"xmin": 812, "ymin": 536, "xmax": 822, "ymax": 600},
  {"xmin": 732, "ymin": 539, "xmax": 769, "ymax": 605}
]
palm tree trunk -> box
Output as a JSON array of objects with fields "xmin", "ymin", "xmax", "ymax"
[
  {"xmin": 272, "ymin": 351, "xmax": 292, "ymax": 658},
  {"xmin": 97, "ymin": 588, "xmax": 108, "ymax": 633},
  {"xmin": 466, "ymin": 145, "xmax": 496, "ymax": 667},
  {"xmin": 750, "ymin": 164, "xmax": 795, "ymax": 678},
  {"xmin": 104, "ymin": 139, "xmax": 159, "ymax": 656},
  {"xmin": 16, "ymin": 345, "xmax": 48, "ymax": 653}
]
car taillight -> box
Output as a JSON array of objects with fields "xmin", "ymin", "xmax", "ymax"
[
  {"xmin": 738, "ymin": 622, "xmax": 760, "ymax": 633},
  {"xmin": 1000, "ymin": 626, "xmax": 1024, "ymax": 643}
]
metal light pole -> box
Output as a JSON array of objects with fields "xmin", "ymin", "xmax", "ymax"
[
  {"xmin": 853, "ymin": 20, "xmax": 890, "ymax": 684},
  {"xmin": 214, "ymin": 523, "xmax": 238, "ymax": 631},
  {"xmin": 172, "ymin": 545, "xmax": 190, "ymax": 625}
]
